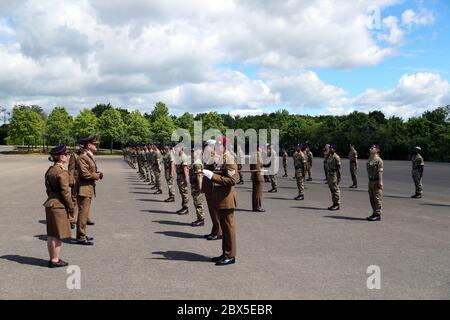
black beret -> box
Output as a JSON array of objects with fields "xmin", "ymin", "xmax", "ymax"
[
  {"xmin": 49, "ymin": 144, "xmax": 67, "ymax": 156},
  {"xmin": 79, "ymin": 136, "xmax": 97, "ymax": 145}
]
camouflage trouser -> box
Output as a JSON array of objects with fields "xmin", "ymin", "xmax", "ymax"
[
  {"xmin": 283, "ymin": 163, "xmax": 288, "ymax": 176},
  {"xmin": 191, "ymin": 185, "xmax": 205, "ymax": 220},
  {"xmin": 295, "ymin": 169, "xmax": 305, "ymax": 196},
  {"xmin": 237, "ymin": 164, "xmax": 243, "ymax": 182},
  {"xmin": 137, "ymin": 159, "xmax": 143, "ymax": 175},
  {"xmin": 165, "ymin": 170, "xmax": 175, "ymax": 197},
  {"xmin": 350, "ymin": 162, "xmax": 358, "ymax": 186},
  {"xmin": 324, "ymin": 163, "xmax": 329, "ymax": 180},
  {"xmin": 143, "ymin": 165, "xmax": 150, "ymax": 180},
  {"xmin": 307, "ymin": 163, "xmax": 312, "ymax": 180},
  {"xmin": 368, "ymin": 180, "xmax": 383, "ymax": 215},
  {"xmin": 176, "ymin": 175, "xmax": 189, "ymax": 208},
  {"xmin": 153, "ymin": 166, "xmax": 162, "ymax": 189},
  {"xmin": 327, "ymin": 172, "xmax": 340, "ymax": 205},
  {"xmin": 147, "ymin": 165, "xmax": 154, "ymax": 183},
  {"xmin": 412, "ymin": 170, "xmax": 423, "ymax": 195},
  {"xmin": 269, "ymin": 175, "xmax": 277, "ymax": 188}
]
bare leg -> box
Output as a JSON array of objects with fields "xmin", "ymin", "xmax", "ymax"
[{"xmin": 47, "ymin": 236, "xmax": 62, "ymax": 262}]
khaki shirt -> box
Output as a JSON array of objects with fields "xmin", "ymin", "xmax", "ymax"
[
  {"xmin": 307, "ymin": 151, "xmax": 313, "ymax": 166},
  {"xmin": 189, "ymin": 158, "xmax": 203, "ymax": 185},
  {"xmin": 77, "ymin": 153, "xmax": 100, "ymax": 198},
  {"xmin": 176, "ymin": 153, "xmax": 189, "ymax": 175},
  {"xmin": 293, "ymin": 151, "xmax": 306, "ymax": 170},
  {"xmin": 211, "ymin": 152, "xmax": 238, "ymax": 209},
  {"xmin": 349, "ymin": 149, "xmax": 358, "ymax": 163},
  {"xmin": 327, "ymin": 153, "xmax": 341, "ymax": 173},
  {"xmin": 43, "ymin": 163, "xmax": 74, "ymax": 210},
  {"xmin": 367, "ymin": 155, "xmax": 384, "ymax": 180},
  {"xmin": 163, "ymin": 151, "xmax": 174, "ymax": 171},
  {"xmin": 412, "ymin": 154, "xmax": 424, "ymax": 170}
]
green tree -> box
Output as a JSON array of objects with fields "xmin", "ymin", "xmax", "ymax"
[
  {"xmin": 91, "ymin": 103, "xmax": 113, "ymax": 118},
  {"xmin": 99, "ymin": 108, "xmax": 125, "ymax": 153},
  {"xmin": 148, "ymin": 102, "xmax": 175, "ymax": 144},
  {"xmin": 7, "ymin": 106, "xmax": 45, "ymax": 149},
  {"xmin": 73, "ymin": 109, "xmax": 99, "ymax": 140},
  {"xmin": 174, "ymin": 112, "xmax": 195, "ymax": 137},
  {"xmin": 125, "ymin": 111, "xmax": 151, "ymax": 144},
  {"xmin": 45, "ymin": 107, "xmax": 73, "ymax": 145},
  {"xmin": 197, "ymin": 112, "xmax": 226, "ymax": 133}
]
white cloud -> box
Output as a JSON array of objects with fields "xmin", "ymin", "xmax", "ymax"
[
  {"xmin": 378, "ymin": 16, "xmax": 404, "ymax": 46},
  {"xmin": 0, "ymin": 0, "xmax": 444, "ymax": 118},
  {"xmin": 402, "ymin": 9, "xmax": 435, "ymax": 27},
  {"xmin": 352, "ymin": 73, "xmax": 450, "ymax": 118}
]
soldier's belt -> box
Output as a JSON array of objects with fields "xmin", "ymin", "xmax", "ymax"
[{"xmin": 369, "ymin": 178, "xmax": 380, "ymax": 182}]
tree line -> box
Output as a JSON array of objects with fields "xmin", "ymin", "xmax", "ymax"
[{"xmin": 2, "ymin": 102, "xmax": 449, "ymax": 161}]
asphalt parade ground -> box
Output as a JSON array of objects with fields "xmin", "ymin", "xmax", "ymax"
[{"xmin": 0, "ymin": 155, "xmax": 449, "ymax": 299}]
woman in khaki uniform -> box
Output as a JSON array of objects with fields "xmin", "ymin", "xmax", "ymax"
[
  {"xmin": 43, "ymin": 145, "xmax": 74, "ymax": 268},
  {"xmin": 202, "ymin": 137, "xmax": 239, "ymax": 266}
]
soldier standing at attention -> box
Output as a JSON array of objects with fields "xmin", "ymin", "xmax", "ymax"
[
  {"xmin": 323, "ymin": 144, "xmax": 330, "ymax": 183},
  {"xmin": 265, "ymin": 144, "xmax": 278, "ymax": 193},
  {"xmin": 202, "ymin": 137, "xmax": 238, "ymax": 266},
  {"xmin": 152, "ymin": 145, "xmax": 163, "ymax": 194},
  {"xmin": 305, "ymin": 146, "xmax": 313, "ymax": 181},
  {"xmin": 251, "ymin": 146, "xmax": 265, "ymax": 212},
  {"xmin": 190, "ymin": 148, "xmax": 206, "ymax": 226},
  {"xmin": 147, "ymin": 145, "xmax": 154, "ymax": 185},
  {"xmin": 68, "ymin": 146, "xmax": 85, "ymax": 229},
  {"xmin": 44, "ymin": 145, "xmax": 73, "ymax": 268},
  {"xmin": 76, "ymin": 136, "xmax": 103, "ymax": 245},
  {"xmin": 293, "ymin": 144, "xmax": 307, "ymax": 201},
  {"xmin": 202, "ymin": 140, "xmax": 222, "ymax": 241},
  {"xmin": 163, "ymin": 144, "xmax": 176, "ymax": 202},
  {"xmin": 327, "ymin": 145, "xmax": 341, "ymax": 211},
  {"xmin": 175, "ymin": 145, "xmax": 190, "ymax": 215},
  {"xmin": 366, "ymin": 145, "xmax": 384, "ymax": 221},
  {"xmin": 236, "ymin": 145, "xmax": 245, "ymax": 185},
  {"xmin": 411, "ymin": 146, "xmax": 425, "ymax": 199},
  {"xmin": 348, "ymin": 144, "xmax": 359, "ymax": 188},
  {"xmin": 282, "ymin": 149, "xmax": 289, "ymax": 177}
]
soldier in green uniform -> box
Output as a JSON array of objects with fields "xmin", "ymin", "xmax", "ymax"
[
  {"xmin": 348, "ymin": 144, "xmax": 359, "ymax": 188},
  {"xmin": 190, "ymin": 148, "xmax": 206, "ymax": 226},
  {"xmin": 411, "ymin": 146, "xmax": 425, "ymax": 199},
  {"xmin": 236, "ymin": 145, "xmax": 245, "ymax": 185},
  {"xmin": 266, "ymin": 144, "xmax": 278, "ymax": 193},
  {"xmin": 366, "ymin": 145, "xmax": 384, "ymax": 221},
  {"xmin": 163, "ymin": 144, "xmax": 175, "ymax": 202},
  {"xmin": 282, "ymin": 149, "xmax": 289, "ymax": 177},
  {"xmin": 147, "ymin": 145, "xmax": 155, "ymax": 186},
  {"xmin": 293, "ymin": 144, "xmax": 307, "ymax": 200},
  {"xmin": 305, "ymin": 146, "xmax": 313, "ymax": 181},
  {"xmin": 323, "ymin": 144, "xmax": 330, "ymax": 183},
  {"xmin": 327, "ymin": 145, "xmax": 341, "ymax": 211},
  {"xmin": 175, "ymin": 145, "xmax": 190, "ymax": 215},
  {"xmin": 137, "ymin": 146, "xmax": 146, "ymax": 180},
  {"xmin": 152, "ymin": 145, "xmax": 163, "ymax": 194}
]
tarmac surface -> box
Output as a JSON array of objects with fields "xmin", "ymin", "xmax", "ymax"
[{"xmin": 0, "ymin": 155, "xmax": 449, "ymax": 299}]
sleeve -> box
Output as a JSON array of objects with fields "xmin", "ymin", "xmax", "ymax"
[
  {"xmin": 211, "ymin": 164, "xmax": 238, "ymax": 187},
  {"xmin": 58, "ymin": 171, "xmax": 74, "ymax": 209},
  {"xmin": 78, "ymin": 156, "xmax": 100, "ymax": 180},
  {"xmin": 378, "ymin": 159, "xmax": 384, "ymax": 172},
  {"xmin": 68, "ymin": 155, "xmax": 75, "ymax": 186}
]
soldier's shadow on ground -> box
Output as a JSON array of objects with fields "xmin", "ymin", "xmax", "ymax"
[
  {"xmin": 137, "ymin": 198, "xmax": 166, "ymax": 203},
  {"xmin": 0, "ymin": 255, "xmax": 49, "ymax": 267},
  {"xmin": 323, "ymin": 215, "xmax": 367, "ymax": 222},
  {"xmin": 33, "ymin": 235, "xmax": 76, "ymax": 244},
  {"xmin": 292, "ymin": 206, "xmax": 328, "ymax": 211},
  {"xmin": 155, "ymin": 231, "xmax": 204, "ymax": 239},
  {"xmin": 150, "ymin": 251, "xmax": 211, "ymax": 262},
  {"xmin": 141, "ymin": 209, "xmax": 176, "ymax": 215},
  {"xmin": 420, "ymin": 202, "xmax": 450, "ymax": 208},
  {"xmin": 153, "ymin": 220, "xmax": 192, "ymax": 226}
]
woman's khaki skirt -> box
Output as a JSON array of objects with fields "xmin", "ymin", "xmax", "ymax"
[{"xmin": 45, "ymin": 207, "xmax": 71, "ymax": 240}]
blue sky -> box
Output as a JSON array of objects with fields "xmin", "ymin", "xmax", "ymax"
[{"xmin": 0, "ymin": 0, "xmax": 449, "ymax": 118}]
